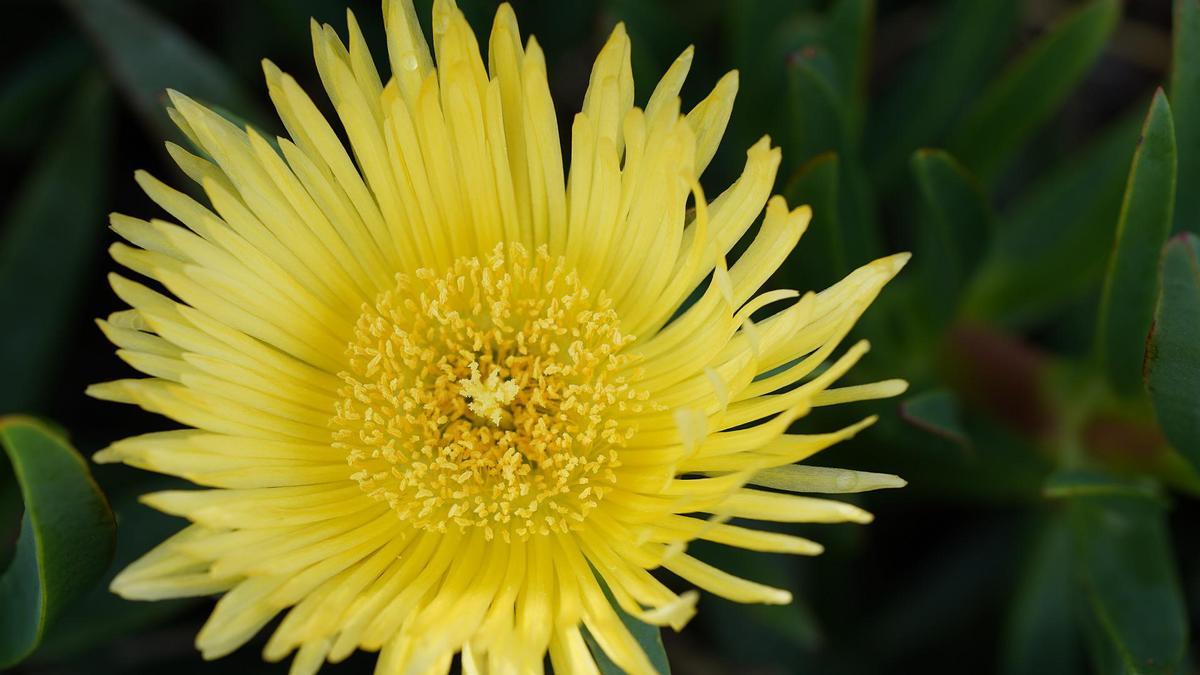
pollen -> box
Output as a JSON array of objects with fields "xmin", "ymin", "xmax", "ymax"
[
  {"xmin": 331, "ymin": 244, "xmax": 645, "ymax": 541},
  {"xmin": 458, "ymin": 366, "xmax": 520, "ymax": 426}
]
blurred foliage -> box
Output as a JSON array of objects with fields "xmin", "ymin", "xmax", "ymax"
[{"xmin": 1, "ymin": 0, "xmax": 1198, "ymax": 673}]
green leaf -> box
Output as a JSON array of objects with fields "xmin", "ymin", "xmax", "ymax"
[
  {"xmin": 1146, "ymin": 233, "xmax": 1200, "ymax": 470},
  {"xmin": 0, "ymin": 417, "xmax": 116, "ymax": 668},
  {"xmin": 1069, "ymin": 486, "xmax": 1188, "ymax": 674},
  {"xmin": 785, "ymin": 47, "xmax": 847, "ymax": 164},
  {"xmin": 910, "ymin": 149, "xmax": 994, "ymax": 328},
  {"xmin": 867, "ymin": 0, "xmax": 1017, "ymax": 191},
  {"xmin": 727, "ymin": 0, "xmax": 821, "ymax": 76},
  {"xmin": 30, "ymin": 475, "xmax": 192, "ymax": 662},
  {"xmin": 62, "ymin": 0, "xmax": 264, "ymax": 142},
  {"xmin": 1001, "ymin": 513, "xmax": 1084, "ymax": 675},
  {"xmin": 785, "ymin": 50, "xmax": 880, "ymax": 271},
  {"xmin": 1170, "ymin": 0, "xmax": 1200, "ymax": 233},
  {"xmin": 948, "ymin": 0, "xmax": 1119, "ymax": 184},
  {"xmin": 1098, "ymin": 91, "xmax": 1177, "ymax": 394},
  {"xmin": 782, "ymin": 152, "xmax": 841, "ymax": 291},
  {"xmin": 899, "ymin": 389, "xmax": 969, "ymax": 447},
  {"xmin": 0, "ymin": 76, "xmax": 111, "ymax": 414},
  {"xmin": 0, "ymin": 38, "xmax": 88, "ymax": 155},
  {"xmin": 583, "ymin": 579, "xmax": 670, "ymax": 675},
  {"xmin": 824, "ymin": 0, "xmax": 873, "ymax": 140},
  {"xmin": 966, "ymin": 110, "xmax": 1142, "ymax": 326}
]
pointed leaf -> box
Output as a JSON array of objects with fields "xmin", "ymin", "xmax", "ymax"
[
  {"xmin": 1170, "ymin": 0, "xmax": 1200, "ymax": 233},
  {"xmin": 910, "ymin": 149, "xmax": 994, "ymax": 327},
  {"xmin": 867, "ymin": 0, "xmax": 1017, "ymax": 191},
  {"xmin": 0, "ymin": 77, "xmax": 111, "ymax": 414},
  {"xmin": 782, "ymin": 152, "xmax": 842, "ymax": 291},
  {"xmin": 949, "ymin": 0, "xmax": 1119, "ymax": 183},
  {"xmin": 1002, "ymin": 513, "xmax": 1084, "ymax": 675},
  {"xmin": 1098, "ymin": 91, "xmax": 1177, "ymax": 394},
  {"xmin": 0, "ymin": 39, "xmax": 88, "ymax": 155},
  {"xmin": 0, "ymin": 418, "xmax": 116, "ymax": 667},
  {"xmin": 62, "ymin": 0, "xmax": 264, "ymax": 142},
  {"xmin": 966, "ymin": 111, "xmax": 1141, "ymax": 325},
  {"xmin": 1146, "ymin": 233, "xmax": 1200, "ymax": 470},
  {"xmin": 785, "ymin": 46, "xmax": 847, "ymax": 163},
  {"xmin": 785, "ymin": 50, "xmax": 880, "ymax": 271},
  {"xmin": 824, "ymin": 0, "xmax": 873, "ymax": 139},
  {"xmin": 28, "ymin": 476, "xmax": 192, "ymax": 662},
  {"xmin": 1069, "ymin": 485, "xmax": 1187, "ymax": 674},
  {"xmin": 899, "ymin": 389, "xmax": 969, "ymax": 447}
]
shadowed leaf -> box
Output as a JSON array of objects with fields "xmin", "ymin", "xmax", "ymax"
[
  {"xmin": 966, "ymin": 111, "xmax": 1141, "ymax": 325},
  {"xmin": 63, "ymin": 0, "xmax": 264, "ymax": 142},
  {"xmin": 783, "ymin": 152, "xmax": 841, "ymax": 291},
  {"xmin": 1170, "ymin": 0, "xmax": 1200, "ymax": 233},
  {"xmin": 900, "ymin": 389, "xmax": 969, "ymax": 447},
  {"xmin": 867, "ymin": 0, "xmax": 1017, "ymax": 191},
  {"xmin": 949, "ymin": 0, "xmax": 1118, "ymax": 183},
  {"xmin": 910, "ymin": 149, "xmax": 994, "ymax": 329},
  {"xmin": 0, "ymin": 76, "xmax": 111, "ymax": 414},
  {"xmin": 1069, "ymin": 483, "xmax": 1187, "ymax": 674},
  {"xmin": 1001, "ymin": 513, "xmax": 1084, "ymax": 675}
]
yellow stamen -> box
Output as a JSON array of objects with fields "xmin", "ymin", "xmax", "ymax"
[{"xmin": 331, "ymin": 244, "xmax": 647, "ymax": 541}]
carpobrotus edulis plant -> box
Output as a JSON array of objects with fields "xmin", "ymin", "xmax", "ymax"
[{"xmin": 89, "ymin": 1, "xmax": 909, "ymax": 672}]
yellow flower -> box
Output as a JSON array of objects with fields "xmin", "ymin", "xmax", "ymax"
[{"xmin": 89, "ymin": 1, "xmax": 909, "ymax": 673}]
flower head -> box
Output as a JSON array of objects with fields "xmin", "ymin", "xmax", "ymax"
[{"xmin": 90, "ymin": 1, "xmax": 909, "ymax": 672}]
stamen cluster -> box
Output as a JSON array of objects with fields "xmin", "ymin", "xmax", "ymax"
[{"xmin": 333, "ymin": 245, "xmax": 646, "ymax": 541}]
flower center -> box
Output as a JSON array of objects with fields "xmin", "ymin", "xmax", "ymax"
[{"xmin": 332, "ymin": 245, "xmax": 645, "ymax": 541}]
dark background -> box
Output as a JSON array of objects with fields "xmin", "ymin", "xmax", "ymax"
[{"xmin": 2, "ymin": 0, "xmax": 1196, "ymax": 673}]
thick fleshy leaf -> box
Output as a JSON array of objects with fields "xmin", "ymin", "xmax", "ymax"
[
  {"xmin": 1098, "ymin": 91, "xmax": 1177, "ymax": 394},
  {"xmin": 785, "ymin": 49, "xmax": 879, "ymax": 272},
  {"xmin": 1146, "ymin": 233, "xmax": 1200, "ymax": 470},
  {"xmin": 0, "ymin": 38, "xmax": 87, "ymax": 155},
  {"xmin": 1001, "ymin": 513, "xmax": 1084, "ymax": 675},
  {"xmin": 910, "ymin": 149, "xmax": 994, "ymax": 328},
  {"xmin": 785, "ymin": 47, "xmax": 847, "ymax": 163},
  {"xmin": 0, "ymin": 77, "xmax": 111, "ymax": 414},
  {"xmin": 966, "ymin": 111, "xmax": 1141, "ymax": 325},
  {"xmin": 948, "ymin": 0, "xmax": 1119, "ymax": 183},
  {"xmin": 782, "ymin": 152, "xmax": 841, "ymax": 291},
  {"xmin": 824, "ymin": 0, "xmax": 873, "ymax": 139},
  {"xmin": 62, "ymin": 0, "xmax": 263, "ymax": 142},
  {"xmin": 899, "ymin": 389, "xmax": 969, "ymax": 448},
  {"xmin": 30, "ymin": 475, "xmax": 191, "ymax": 661},
  {"xmin": 867, "ymin": 0, "xmax": 1017, "ymax": 191},
  {"xmin": 1171, "ymin": 0, "xmax": 1200, "ymax": 233},
  {"xmin": 1068, "ymin": 482, "xmax": 1187, "ymax": 675},
  {"xmin": 0, "ymin": 417, "xmax": 116, "ymax": 668}
]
